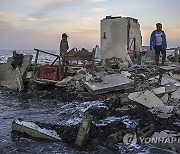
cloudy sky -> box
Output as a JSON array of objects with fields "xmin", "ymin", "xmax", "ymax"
[{"xmin": 0, "ymin": 0, "xmax": 180, "ymax": 50}]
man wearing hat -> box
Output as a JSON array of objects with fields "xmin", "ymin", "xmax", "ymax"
[
  {"xmin": 60, "ymin": 33, "xmax": 69, "ymax": 78},
  {"xmin": 60, "ymin": 33, "xmax": 69, "ymax": 55}
]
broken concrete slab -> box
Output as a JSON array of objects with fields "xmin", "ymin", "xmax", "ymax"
[
  {"xmin": 165, "ymin": 83, "xmax": 179, "ymax": 93},
  {"xmin": 160, "ymin": 94, "xmax": 169, "ymax": 104},
  {"xmin": 55, "ymin": 76, "xmax": 73, "ymax": 87},
  {"xmin": 75, "ymin": 112, "xmax": 93, "ymax": 147},
  {"xmin": 83, "ymin": 74, "xmax": 134, "ymax": 95},
  {"xmin": 151, "ymin": 87, "xmax": 166, "ymax": 96},
  {"xmin": 161, "ymin": 74, "xmax": 179, "ymax": 86},
  {"xmin": 12, "ymin": 119, "xmax": 61, "ymax": 141},
  {"xmin": 159, "ymin": 65, "xmax": 177, "ymax": 73},
  {"xmin": 128, "ymin": 90, "xmax": 165, "ymax": 108},
  {"xmin": 171, "ymin": 89, "xmax": 180, "ymax": 99},
  {"xmin": 16, "ymin": 66, "xmax": 24, "ymax": 92},
  {"xmin": 0, "ymin": 55, "xmax": 32, "ymax": 91},
  {"xmin": 171, "ymin": 73, "xmax": 180, "ymax": 81},
  {"xmin": 149, "ymin": 106, "xmax": 174, "ymax": 119}
]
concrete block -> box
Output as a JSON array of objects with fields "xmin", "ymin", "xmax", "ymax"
[
  {"xmin": 151, "ymin": 87, "xmax": 166, "ymax": 96},
  {"xmin": 160, "ymin": 94, "xmax": 169, "ymax": 104},
  {"xmin": 83, "ymin": 73, "xmax": 134, "ymax": 95},
  {"xmin": 128, "ymin": 90, "xmax": 165, "ymax": 108},
  {"xmin": 161, "ymin": 74, "xmax": 179, "ymax": 86},
  {"xmin": 12, "ymin": 119, "xmax": 61, "ymax": 140},
  {"xmin": 0, "ymin": 55, "xmax": 32, "ymax": 91},
  {"xmin": 171, "ymin": 89, "xmax": 180, "ymax": 99},
  {"xmin": 75, "ymin": 113, "xmax": 93, "ymax": 147}
]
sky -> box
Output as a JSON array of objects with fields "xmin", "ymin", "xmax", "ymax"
[{"xmin": 0, "ymin": 0, "xmax": 180, "ymax": 50}]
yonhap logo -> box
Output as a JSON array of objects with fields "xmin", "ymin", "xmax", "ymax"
[
  {"xmin": 123, "ymin": 132, "xmax": 180, "ymax": 148},
  {"xmin": 123, "ymin": 132, "xmax": 137, "ymax": 148}
]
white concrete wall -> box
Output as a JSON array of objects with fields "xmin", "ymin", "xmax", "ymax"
[
  {"xmin": 128, "ymin": 18, "xmax": 142, "ymax": 51},
  {"xmin": 100, "ymin": 16, "xmax": 142, "ymax": 61},
  {"xmin": 101, "ymin": 17, "xmax": 128, "ymax": 61}
]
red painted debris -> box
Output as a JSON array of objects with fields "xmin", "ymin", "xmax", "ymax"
[{"xmin": 39, "ymin": 65, "xmax": 59, "ymax": 81}]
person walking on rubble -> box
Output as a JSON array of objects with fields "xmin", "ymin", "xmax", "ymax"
[{"xmin": 150, "ymin": 23, "xmax": 167, "ymax": 66}]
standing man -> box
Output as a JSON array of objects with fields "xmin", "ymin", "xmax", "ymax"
[
  {"xmin": 150, "ymin": 23, "xmax": 167, "ymax": 66},
  {"xmin": 60, "ymin": 33, "xmax": 69, "ymax": 56},
  {"xmin": 60, "ymin": 33, "xmax": 69, "ymax": 78}
]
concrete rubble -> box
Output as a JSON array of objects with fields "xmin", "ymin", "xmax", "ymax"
[
  {"xmin": 83, "ymin": 73, "xmax": 134, "ymax": 95},
  {"xmin": 128, "ymin": 90, "xmax": 165, "ymax": 108},
  {"xmin": 0, "ymin": 55, "xmax": 32, "ymax": 91},
  {"xmin": 75, "ymin": 112, "xmax": 93, "ymax": 147},
  {"xmin": 12, "ymin": 119, "xmax": 61, "ymax": 141},
  {"xmin": 0, "ymin": 16, "xmax": 179, "ymax": 153}
]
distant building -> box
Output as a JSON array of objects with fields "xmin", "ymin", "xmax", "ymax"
[{"xmin": 100, "ymin": 16, "xmax": 142, "ymax": 61}]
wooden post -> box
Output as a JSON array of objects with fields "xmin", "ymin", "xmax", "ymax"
[
  {"xmin": 58, "ymin": 57, "xmax": 61, "ymax": 80},
  {"xmin": 175, "ymin": 49, "xmax": 178, "ymax": 63},
  {"xmin": 51, "ymin": 57, "xmax": 59, "ymax": 66},
  {"xmin": 61, "ymin": 53, "xmax": 65, "ymax": 79},
  {"xmin": 32, "ymin": 49, "xmax": 39, "ymax": 80}
]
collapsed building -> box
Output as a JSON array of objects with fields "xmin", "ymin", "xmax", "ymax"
[{"xmin": 0, "ymin": 16, "xmax": 180, "ymax": 152}]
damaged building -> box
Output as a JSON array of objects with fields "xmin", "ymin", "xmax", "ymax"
[{"xmin": 101, "ymin": 16, "xmax": 142, "ymax": 62}]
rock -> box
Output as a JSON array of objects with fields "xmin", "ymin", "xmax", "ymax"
[
  {"xmin": 128, "ymin": 90, "xmax": 165, "ymax": 108},
  {"xmin": 75, "ymin": 112, "xmax": 93, "ymax": 147}
]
